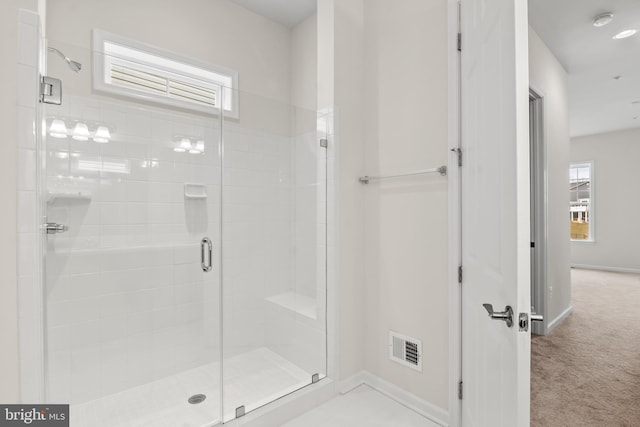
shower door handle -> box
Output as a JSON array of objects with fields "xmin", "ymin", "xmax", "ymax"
[{"xmin": 201, "ymin": 237, "xmax": 212, "ymax": 272}]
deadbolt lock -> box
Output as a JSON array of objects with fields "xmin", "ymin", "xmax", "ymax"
[{"xmin": 519, "ymin": 313, "xmax": 529, "ymax": 331}]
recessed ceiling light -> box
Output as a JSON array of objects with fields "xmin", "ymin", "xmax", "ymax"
[
  {"xmin": 613, "ymin": 29, "xmax": 637, "ymax": 39},
  {"xmin": 593, "ymin": 12, "xmax": 613, "ymax": 27}
]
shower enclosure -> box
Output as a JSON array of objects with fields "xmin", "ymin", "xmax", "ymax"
[{"xmin": 34, "ymin": 26, "xmax": 328, "ymax": 426}]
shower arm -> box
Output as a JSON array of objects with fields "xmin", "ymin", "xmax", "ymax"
[{"xmin": 47, "ymin": 46, "xmax": 82, "ymax": 72}]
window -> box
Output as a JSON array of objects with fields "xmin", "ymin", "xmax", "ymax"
[
  {"xmin": 93, "ymin": 30, "xmax": 238, "ymax": 117},
  {"xmin": 569, "ymin": 162, "xmax": 593, "ymax": 241}
]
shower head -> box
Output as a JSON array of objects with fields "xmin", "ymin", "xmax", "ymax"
[{"xmin": 48, "ymin": 46, "xmax": 82, "ymax": 73}]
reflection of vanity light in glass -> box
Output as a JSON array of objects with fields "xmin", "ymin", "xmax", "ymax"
[
  {"xmin": 72, "ymin": 122, "xmax": 90, "ymax": 141},
  {"xmin": 613, "ymin": 29, "xmax": 637, "ymax": 39},
  {"xmin": 174, "ymin": 137, "xmax": 192, "ymax": 153},
  {"xmin": 173, "ymin": 137, "xmax": 204, "ymax": 154},
  {"xmin": 49, "ymin": 119, "xmax": 68, "ymax": 138},
  {"xmin": 48, "ymin": 118, "xmax": 113, "ymax": 143},
  {"xmin": 93, "ymin": 126, "xmax": 111, "ymax": 143}
]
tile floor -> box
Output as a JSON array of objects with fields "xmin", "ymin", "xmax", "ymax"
[
  {"xmin": 71, "ymin": 347, "xmax": 311, "ymax": 427},
  {"xmin": 282, "ymin": 385, "xmax": 441, "ymax": 427}
]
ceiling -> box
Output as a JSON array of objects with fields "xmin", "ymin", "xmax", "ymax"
[
  {"xmin": 529, "ymin": 0, "xmax": 640, "ymax": 137},
  {"xmin": 228, "ymin": 0, "xmax": 316, "ymax": 28}
]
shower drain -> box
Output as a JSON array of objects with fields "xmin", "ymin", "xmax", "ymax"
[{"xmin": 188, "ymin": 394, "xmax": 206, "ymax": 404}]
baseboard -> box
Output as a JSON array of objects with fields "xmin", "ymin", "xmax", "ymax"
[
  {"xmin": 572, "ymin": 264, "xmax": 640, "ymax": 274},
  {"xmin": 547, "ymin": 305, "xmax": 574, "ymax": 333},
  {"xmin": 339, "ymin": 371, "xmax": 449, "ymax": 427}
]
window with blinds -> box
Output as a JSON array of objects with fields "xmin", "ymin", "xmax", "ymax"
[{"xmin": 93, "ymin": 30, "xmax": 238, "ymax": 117}]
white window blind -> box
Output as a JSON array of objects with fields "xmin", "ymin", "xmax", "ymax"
[{"xmin": 93, "ymin": 30, "xmax": 238, "ymax": 117}]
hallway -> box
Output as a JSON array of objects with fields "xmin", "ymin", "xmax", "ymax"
[{"xmin": 531, "ymin": 269, "xmax": 640, "ymax": 426}]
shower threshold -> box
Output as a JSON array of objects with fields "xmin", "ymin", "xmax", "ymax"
[{"xmin": 71, "ymin": 347, "xmax": 311, "ymax": 427}]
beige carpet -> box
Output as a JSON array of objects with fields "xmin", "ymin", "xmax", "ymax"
[{"xmin": 531, "ymin": 268, "xmax": 640, "ymax": 427}]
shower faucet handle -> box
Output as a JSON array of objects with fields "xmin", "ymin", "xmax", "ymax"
[{"xmin": 45, "ymin": 222, "xmax": 68, "ymax": 234}]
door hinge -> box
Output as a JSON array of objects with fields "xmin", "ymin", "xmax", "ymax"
[
  {"xmin": 458, "ymin": 265, "xmax": 463, "ymax": 284},
  {"xmin": 458, "ymin": 381, "xmax": 463, "ymax": 399},
  {"xmin": 457, "ymin": 33, "xmax": 462, "ymax": 51},
  {"xmin": 450, "ymin": 148, "xmax": 462, "ymax": 167},
  {"xmin": 320, "ymin": 138, "xmax": 328, "ymax": 148},
  {"xmin": 40, "ymin": 75, "xmax": 63, "ymax": 105}
]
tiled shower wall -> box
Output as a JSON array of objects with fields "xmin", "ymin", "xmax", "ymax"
[
  {"xmin": 18, "ymin": 11, "xmax": 327, "ymax": 407},
  {"xmin": 41, "ymin": 94, "xmax": 306, "ymax": 404},
  {"xmin": 17, "ymin": 9, "xmax": 45, "ymax": 404},
  {"xmin": 43, "ymin": 95, "xmax": 224, "ymax": 404}
]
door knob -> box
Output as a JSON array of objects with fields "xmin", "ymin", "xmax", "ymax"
[
  {"xmin": 482, "ymin": 304, "xmax": 514, "ymax": 328},
  {"xmin": 531, "ymin": 313, "xmax": 544, "ymax": 322}
]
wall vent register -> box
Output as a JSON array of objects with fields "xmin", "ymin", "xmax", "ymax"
[
  {"xmin": 389, "ymin": 331, "xmax": 422, "ymax": 371},
  {"xmin": 93, "ymin": 29, "xmax": 238, "ymax": 117}
]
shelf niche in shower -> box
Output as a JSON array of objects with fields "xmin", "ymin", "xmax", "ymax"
[
  {"xmin": 46, "ymin": 190, "xmax": 92, "ymax": 203},
  {"xmin": 265, "ymin": 292, "xmax": 318, "ymax": 320},
  {"xmin": 184, "ymin": 183, "xmax": 207, "ymax": 199}
]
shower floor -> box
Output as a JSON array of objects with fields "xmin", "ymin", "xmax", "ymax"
[{"xmin": 71, "ymin": 347, "xmax": 312, "ymax": 427}]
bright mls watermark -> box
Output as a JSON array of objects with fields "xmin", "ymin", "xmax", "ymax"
[{"xmin": 0, "ymin": 405, "xmax": 68, "ymax": 426}]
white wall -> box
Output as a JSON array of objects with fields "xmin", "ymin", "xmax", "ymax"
[
  {"xmin": 362, "ymin": 0, "xmax": 449, "ymax": 410},
  {"xmin": 0, "ymin": 0, "xmax": 40, "ymax": 403},
  {"xmin": 290, "ymin": 13, "xmax": 317, "ymax": 111},
  {"xmin": 46, "ymin": 0, "xmax": 291, "ymax": 105},
  {"xmin": 528, "ymin": 28, "xmax": 572, "ymax": 328},
  {"xmin": 570, "ymin": 128, "xmax": 640, "ymax": 272},
  {"xmin": 317, "ymin": 0, "xmax": 367, "ymax": 381}
]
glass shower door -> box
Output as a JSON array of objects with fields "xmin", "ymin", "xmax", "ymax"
[
  {"xmin": 42, "ymin": 43, "xmax": 223, "ymax": 427},
  {"xmin": 221, "ymin": 89, "xmax": 328, "ymax": 421}
]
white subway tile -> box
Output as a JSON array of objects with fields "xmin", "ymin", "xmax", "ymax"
[
  {"xmin": 18, "ymin": 149, "xmax": 37, "ymax": 190},
  {"xmin": 147, "ymin": 265, "xmax": 175, "ymax": 288},
  {"xmin": 126, "ymin": 181, "xmax": 149, "ymax": 202},
  {"xmin": 67, "ymin": 252, "xmax": 102, "ymax": 276},
  {"xmin": 128, "ymin": 159, "xmax": 151, "ymax": 181},
  {"xmin": 126, "ymin": 289, "xmax": 155, "ymax": 314},
  {"xmin": 96, "ymin": 179, "xmax": 126, "ymax": 202},
  {"xmin": 149, "ymin": 182, "xmax": 182, "ymax": 203},
  {"xmin": 100, "ymin": 203, "xmax": 127, "ymax": 225},
  {"xmin": 151, "ymin": 308, "xmax": 176, "ymax": 334},
  {"xmin": 151, "ymin": 287, "xmax": 174, "ymax": 310},
  {"xmin": 18, "ymin": 64, "xmax": 37, "ymax": 108},
  {"xmin": 18, "ymin": 107, "xmax": 36, "ymax": 149},
  {"xmin": 126, "ymin": 203, "xmax": 148, "ymax": 224},
  {"xmin": 19, "ymin": 10, "xmax": 39, "ymax": 26},
  {"xmin": 70, "ymin": 297, "xmax": 102, "ymax": 323},
  {"xmin": 17, "ymin": 191, "xmax": 37, "ymax": 234},
  {"xmin": 173, "ymin": 244, "xmax": 198, "ymax": 265},
  {"xmin": 71, "ymin": 320, "xmax": 102, "ymax": 349},
  {"xmin": 47, "ymin": 325, "xmax": 72, "ymax": 353},
  {"xmin": 126, "ymin": 312, "xmax": 154, "ymax": 336},
  {"xmin": 174, "ymin": 283, "xmax": 203, "ymax": 305},
  {"xmin": 98, "ymin": 294, "xmax": 128, "ymax": 319},
  {"xmin": 17, "ymin": 233, "xmax": 36, "ymax": 278}
]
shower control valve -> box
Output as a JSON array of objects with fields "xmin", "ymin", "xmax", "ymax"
[{"xmin": 45, "ymin": 222, "xmax": 68, "ymax": 234}]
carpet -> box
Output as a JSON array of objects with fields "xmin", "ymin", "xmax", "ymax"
[{"xmin": 531, "ymin": 268, "xmax": 640, "ymax": 427}]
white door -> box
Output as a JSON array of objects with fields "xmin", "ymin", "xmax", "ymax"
[{"xmin": 459, "ymin": 0, "xmax": 530, "ymax": 426}]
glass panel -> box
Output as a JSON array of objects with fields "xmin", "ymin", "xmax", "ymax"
[
  {"xmin": 221, "ymin": 88, "xmax": 327, "ymax": 421},
  {"xmin": 42, "ymin": 44, "xmax": 222, "ymax": 426},
  {"xmin": 569, "ymin": 163, "xmax": 591, "ymax": 240}
]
